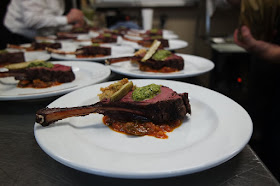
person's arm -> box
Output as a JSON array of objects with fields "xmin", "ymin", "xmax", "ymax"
[
  {"xmin": 20, "ymin": 0, "xmax": 67, "ymax": 29},
  {"xmin": 20, "ymin": 0, "xmax": 84, "ymax": 29},
  {"xmin": 234, "ymin": 25, "xmax": 280, "ymax": 63}
]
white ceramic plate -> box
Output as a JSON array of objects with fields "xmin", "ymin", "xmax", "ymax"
[
  {"xmin": 34, "ymin": 79, "xmax": 252, "ymax": 179},
  {"xmin": 125, "ymin": 32, "xmax": 178, "ymax": 40},
  {"xmin": 0, "ymin": 61, "xmax": 110, "ymax": 100},
  {"xmin": 6, "ymin": 42, "xmax": 72, "ymax": 57},
  {"xmin": 128, "ymin": 29, "xmax": 174, "ymax": 35},
  {"xmin": 7, "ymin": 43, "xmax": 58, "ymax": 51},
  {"xmin": 51, "ymin": 45, "xmax": 135, "ymax": 61},
  {"xmin": 24, "ymin": 51, "xmax": 51, "ymax": 61},
  {"xmin": 109, "ymin": 54, "xmax": 214, "ymax": 78},
  {"xmin": 88, "ymin": 31, "xmax": 99, "ymax": 38},
  {"xmin": 121, "ymin": 39, "xmax": 188, "ymax": 50}
]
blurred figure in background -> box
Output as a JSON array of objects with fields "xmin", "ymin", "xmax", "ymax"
[
  {"xmin": 212, "ymin": 0, "xmax": 280, "ymax": 179},
  {"xmin": 233, "ymin": 1, "xmax": 280, "ymax": 180},
  {"xmin": 2, "ymin": 0, "xmax": 84, "ymax": 46}
]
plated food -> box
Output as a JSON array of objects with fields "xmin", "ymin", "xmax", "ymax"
[
  {"xmin": 123, "ymin": 36, "xmax": 169, "ymax": 48},
  {"xmin": 107, "ymin": 40, "xmax": 184, "ymax": 73},
  {"xmin": 36, "ymin": 78, "xmax": 191, "ymax": 139},
  {"xmin": 0, "ymin": 50, "xmax": 25, "ymax": 67},
  {"xmin": 49, "ymin": 45, "xmax": 134, "ymax": 61},
  {"xmin": 91, "ymin": 33, "xmax": 118, "ymax": 44},
  {"xmin": 46, "ymin": 45, "xmax": 111, "ymax": 58},
  {"xmin": 0, "ymin": 61, "xmax": 111, "ymax": 100},
  {"xmin": 76, "ymin": 45, "xmax": 111, "ymax": 58},
  {"xmin": 144, "ymin": 29, "xmax": 163, "ymax": 36},
  {"xmin": 124, "ymin": 29, "xmax": 168, "ymax": 48},
  {"xmin": 121, "ymin": 38, "xmax": 188, "ymax": 51},
  {"xmin": 7, "ymin": 42, "xmax": 62, "ymax": 51},
  {"xmin": 103, "ymin": 28, "xmax": 130, "ymax": 36},
  {"xmin": 127, "ymin": 29, "xmax": 178, "ymax": 40},
  {"xmin": 109, "ymin": 53, "xmax": 215, "ymax": 79},
  {"xmin": 0, "ymin": 60, "xmax": 75, "ymax": 88},
  {"xmin": 56, "ymin": 32, "xmax": 78, "ymax": 40},
  {"xmin": 34, "ymin": 79, "xmax": 252, "ymax": 178},
  {"xmin": 128, "ymin": 29, "xmax": 163, "ymax": 37}
]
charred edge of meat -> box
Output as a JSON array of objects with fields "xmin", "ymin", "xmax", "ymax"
[
  {"xmin": 92, "ymin": 36, "xmax": 117, "ymax": 43},
  {"xmin": 11, "ymin": 64, "xmax": 75, "ymax": 83},
  {"xmin": 31, "ymin": 42, "xmax": 62, "ymax": 50},
  {"xmin": 138, "ymin": 54, "xmax": 184, "ymax": 71},
  {"xmin": 76, "ymin": 46, "xmax": 111, "ymax": 56},
  {"xmin": 0, "ymin": 52, "xmax": 25, "ymax": 66},
  {"xmin": 0, "ymin": 71, "xmax": 26, "ymax": 78},
  {"xmin": 1, "ymin": 64, "xmax": 75, "ymax": 85}
]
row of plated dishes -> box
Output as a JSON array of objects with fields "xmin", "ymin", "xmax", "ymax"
[
  {"xmin": 0, "ymin": 26, "xmax": 252, "ymax": 180},
  {"xmin": 0, "ymin": 27, "xmax": 214, "ymax": 100}
]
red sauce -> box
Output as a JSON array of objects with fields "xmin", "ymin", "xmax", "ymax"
[
  {"xmin": 102, "ymin": 116, "xmax": 182, "ymax": 139},
  {"xmin": 17, "ymin": 79, "xmax": 61, "ymax": 88},
  {"xmin": 139, "ymin": 65, "xmax": 179, "ymax": 73}
]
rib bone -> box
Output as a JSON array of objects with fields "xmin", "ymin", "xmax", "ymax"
[
  {"xmin": 0, "ymin": 71, "xmax": 26, "ymax": 78},
  {"xmin": 105, "ymin": 56, "xmax": 134, "ymax": 65},
  {"xmin": 35, "ymin": 102, "xmax": 145, "ymax": 126},
  {"xmin": 36, "ymin": 105, "xmax": 98, "ymax": 126}
]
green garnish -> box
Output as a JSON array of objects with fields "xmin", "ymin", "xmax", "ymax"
[
  {"xmin": 150, "ymin": 35, "xmax": 163, "ymax": 39},
  {"xmin": 41, "ymin": 41, "xmax": 52, "ymax": 44},
  {"xmin": 74, "ymin": 27, "xmax": 84, "ymax": 32},
  {"xmin": 92, "ymin": 43, "xmax": 100, "ymax": 47},
  {"xmin": 132, "ymin": 84, "xmax": 161, "ymax": 101},
  {"xmin": 27, "ymin": 61, "xmax": 54, "ymax": 68},
  {"xmin": 4, "ymin": 60, "xmax": 52, "ymax": 70},
  {"xmin": 103, "ymin": 33, "xmax": 112, "ymax": 37},
  {"xmin": 150, "ymin": 29, "xmax": 158, "ymax": 33},
  {"xmin": 152, "ymin": 50, "xmax": 172, "ymax": 61},
  {"xmin": 0, "ymin": 50, "xmax": 8, "ymax": 54}
]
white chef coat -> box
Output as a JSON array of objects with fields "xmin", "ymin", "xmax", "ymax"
[{"xmin": 4, "ymin": 0, "xmax": 68, "ymax": 39}]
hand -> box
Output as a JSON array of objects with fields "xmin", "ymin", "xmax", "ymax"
[
  {"xmin": 234, "ymin": 25, "xmax": 280, "ymax": 62},
  {"xmin": 67, "ymin": 8, "xmax": 85, "ymax": 27}
]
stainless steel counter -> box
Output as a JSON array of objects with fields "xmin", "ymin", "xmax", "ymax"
[{"xmin": 0, "ymin": 73, "xmax": 279, "ymax": 186}]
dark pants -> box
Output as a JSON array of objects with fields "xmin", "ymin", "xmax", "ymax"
[
  {"xmin": 248, "ymin": 57, "xmax": 280, "ymax": 180},
  {"xmin": 0, "ymin": 26, "xmax": 32, "ymax": 49}
]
